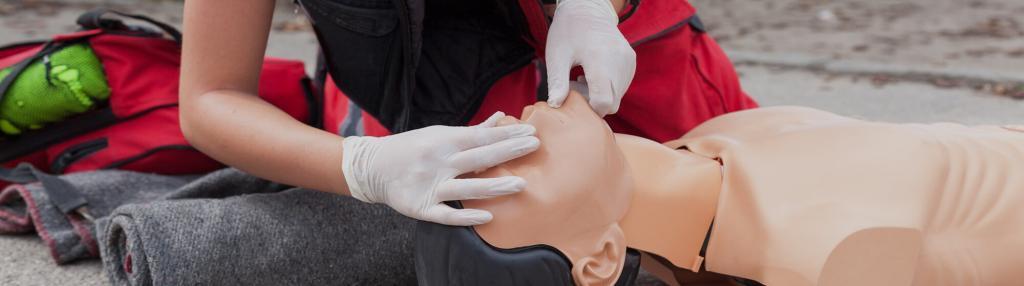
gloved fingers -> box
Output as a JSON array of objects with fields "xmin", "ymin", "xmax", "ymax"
[
  {"xmin": 609, "ymin": 50, "xmax": 637, "ymax": 107},
  {"xmin": 450, "ymin": 136, "xmax": 540, "ymax": 173},
  {"xmin": 421, "ymin": 204, "xmax": 493, "ymax": 226},
  {"xmin": 460, "ymin": 124, "xmax": 536, "ymax": 150},
  {"xmin": 472, "ymin": 111, "xmax": 506, "ymax": 129},
  {"xmin": 545, "ymin": 45, "xmax": 575, "ymax": 108},
  {"xmin": 572, "ymin": 75, "xmax": 591, "ymax": 101},
  {"xmin": 578, "ymin": 66, "xmax": 617, "ymax": 116},
  {"xmin": 435, "ymin": 177, "xmax": 526, "ymax": 202}
]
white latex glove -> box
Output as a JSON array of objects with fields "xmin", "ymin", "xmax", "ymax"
[
  {"xmin": 546, "ymin": 0, "xmax": 636, "ymax": 117},
  {"xmin": 341, "ymin": 112, "xmax": 539, "ymax": 226}
]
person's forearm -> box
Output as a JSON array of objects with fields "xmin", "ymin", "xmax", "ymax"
[
  {"xmin": 180, "ymin": 0, "xmax": 349, "ymax": 195},
  {"xmin": 180, "ymin": 90, "xmax": 349, "ymax": 195}
]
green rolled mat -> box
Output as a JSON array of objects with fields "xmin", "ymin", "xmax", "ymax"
[{"xmin": 0, "ymin": 43, "xmax": 111, "ymax": 136}]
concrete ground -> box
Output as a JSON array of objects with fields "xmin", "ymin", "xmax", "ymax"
[
  {"xmin": 1, "ymin": 0, "xmax": 1022, "ymax": 285},
  {"xmin": 696, "ymin": 0, "xmax": 1024, "ymax": 85},
  {"xmin": 690, "ymin": 0, "xmax": 1024, "ymax": 124}
]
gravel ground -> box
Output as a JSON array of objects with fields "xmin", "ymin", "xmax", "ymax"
[{"xmin": 1, "ymin": 0, "xmax": 1022, "ymax": 285}]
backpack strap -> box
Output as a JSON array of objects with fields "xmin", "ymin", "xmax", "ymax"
[
  {"xmin": 0, "ymin": 163, "xmax": 93, "ymax": 221},
  {"xmin": 76, "ymin": 8, "xmax": 182, "ymax": 43},
  {"xmin": 687, "ymin": 14, "xmax": 706, "ymax": 33}
]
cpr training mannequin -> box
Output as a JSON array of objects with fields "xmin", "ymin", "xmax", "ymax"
[{"xmin": 414, "ymin": 89, "xmax": 1024, "ymax": 286}]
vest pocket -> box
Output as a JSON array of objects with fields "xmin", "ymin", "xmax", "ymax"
[
  {"xmin": 299, "ymin": 0, "xmax": 404, "ymax": 128},
  {"xmin": 302, "ymin": 0, "xmax": 398, "ymax": 36}
]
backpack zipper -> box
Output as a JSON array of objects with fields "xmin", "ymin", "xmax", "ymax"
[{"xmin": 51, "ymin": 137, "xmax": 108, "ymax": 174}]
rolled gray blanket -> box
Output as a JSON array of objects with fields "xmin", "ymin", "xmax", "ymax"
[
  {"xmin": 97, "ymin": 188, "xmax": 417, "ymax": 285},
  {"xmin": 0, "ymin": 168, "xmax": 280, "ymax": 264},
  {"xmin": 0, "ymin": 170, "xmax": 194, "ymax": 264}
]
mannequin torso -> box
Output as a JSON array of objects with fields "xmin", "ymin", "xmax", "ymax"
[{"xmin": 671, "ymin": 106, "xmax": 1024, "ymax": 286}]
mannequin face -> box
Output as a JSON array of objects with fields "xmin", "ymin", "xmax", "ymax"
[{"xmin": 463, "ymin": 92, "xmax": 634, "ymax": 286}]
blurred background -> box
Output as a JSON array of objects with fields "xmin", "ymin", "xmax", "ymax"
[
  {"xmin": 1, "ymin": 0, "xmax": 1022, "ymax": 285},
  {"xmin": 2, "ymin": 0, "xmax": 1022, "ymax": 124}
]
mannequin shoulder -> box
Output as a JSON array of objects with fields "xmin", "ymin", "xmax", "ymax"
[
  {"xmin": 667, "ymin": 106, "xmax": 857, "ymax": 153},
  {"xmin": 683, "ymin": 106, "xmax": 853, "ymax": 140}
]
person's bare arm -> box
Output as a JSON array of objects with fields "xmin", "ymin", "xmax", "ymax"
[
  {"xmin": 611, "ymin": 0, "xmax": 626, "ymax": 13},
  {"xmin": 180, "ymin": 0, "xmax": 349, "ymax": 195}
]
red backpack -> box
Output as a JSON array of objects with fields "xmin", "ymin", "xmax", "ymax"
[{"xmin": 0, "ymin": 9, "xmax": 320, "ymax": 180}]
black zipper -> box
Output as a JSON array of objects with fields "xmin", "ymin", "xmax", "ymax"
[
  {"xmin": 51, "ymin": 138, "xmax": 108, "ymax": 174},
  {"xmin": 394, "ymin": 0, "xmax": 415, "ymax": 132}
]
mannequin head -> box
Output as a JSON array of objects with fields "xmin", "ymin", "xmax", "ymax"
[
  {"xmin": 415, "ymin": 90, "xmax": 722, "ymax": 286},
  {"xmin": 463, "ymin": 92, "xmax": 634, "ymax": 286}
]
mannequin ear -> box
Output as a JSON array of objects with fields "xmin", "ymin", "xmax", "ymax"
[{"xmin": 571, "ymin": 225, "xmax": 627, "ymax": 286}]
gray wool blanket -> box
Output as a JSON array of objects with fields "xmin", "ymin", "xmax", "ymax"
[
  {"xmin": 0, "ymin": 168, "xmax": 417, "ymax": 285},
  {"xmin": 0, "ymin": 170, "xmax": 196, "ymax": 263}
]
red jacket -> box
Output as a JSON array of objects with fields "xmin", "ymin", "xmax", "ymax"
[{"xmin": 323, "ymin": 0, "xmax": 757, "ymax": 143}]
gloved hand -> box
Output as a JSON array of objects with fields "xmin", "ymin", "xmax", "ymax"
[
  {"xmin": 341, "ymin": 112, "xmax": 540, "ymax": 226},
  {"xmin": 545, "ymin": 0, "xmax": 636, "ymax": 117}
]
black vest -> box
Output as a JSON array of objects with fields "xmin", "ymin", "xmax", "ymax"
[{"xmin": 298, "ymin": 0, "xmax": 536, "ymax": 132}]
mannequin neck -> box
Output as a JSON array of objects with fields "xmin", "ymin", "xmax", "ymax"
[{"xmin": 615, "ymin": 134, "xmax": 723, "ymax": 271}]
